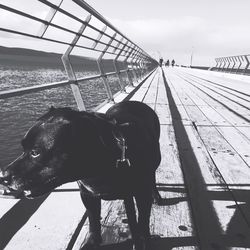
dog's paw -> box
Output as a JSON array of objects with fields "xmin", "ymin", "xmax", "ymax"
[
  {"xmin": 80, "ymin": 232, "xmax": 102, "ymax": 249},
  {"xmin": 133, "ymin": 237, "xmax": 151, "ymax": 250}
]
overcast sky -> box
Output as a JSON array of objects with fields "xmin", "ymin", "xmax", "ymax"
[
  {"xmin": 0, "ymin": 0, "xmax": 250, "ymax": 66},
  {"xmin": 87, "ymin": 0, "xmax": 250, "ymax": 66}
]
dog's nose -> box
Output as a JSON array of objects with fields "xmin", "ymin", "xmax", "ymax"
[
  {"xmin": 0, "ymin": 170, "xmax": 4, "ymax": 178},
  {"xmin": 0, "ymin": 169, "xmax": 11, "ymax": 185}
]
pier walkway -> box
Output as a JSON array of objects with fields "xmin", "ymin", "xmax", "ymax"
[{"xmin": 1, "ymin": 67, "xmax": 250, "ymax": 249}]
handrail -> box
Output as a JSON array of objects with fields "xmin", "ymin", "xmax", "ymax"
[
  {"xmin": 213, "ymin": 54, "xmax": 250, "ymax": 75},
  {"xmin": 0, "ymin": 0, "xmax": 158, "ymax": 110}
]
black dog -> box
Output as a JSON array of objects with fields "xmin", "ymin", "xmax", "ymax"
[{"xmin": 0, "ymin": 101, "xmax": 161, "ymax": 250}]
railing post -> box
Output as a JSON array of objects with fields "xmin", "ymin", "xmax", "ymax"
[
  {"xmin": 92, "ymin": 25, "xmax": 107, "ymax": 49},
  {"xmin": 61, "ymin": 14, "xmax": 92, "ymax": 111},
  {"xmin": 225, "ymin": 57, "xmax": 231, "ymax": 72},
  {"xmin": 96, "ymin": 33, "xmax": 117, "ymax": 102},
  {"xmin": 38, "ymin": 0, "xmax": 64, "ymax": 37},
  {"xmin": 236, "ymin": 56, "xmax": 242, "ymax": 74},
  {"xmin": 131, "ymin": 48, "xmax": 140, "ymax": 82},
  {"xmin": 219, "ymin": 58, "xmax": 223, "ymax": 71},
  {"xmin": 140, "ymin": 58, "xmax": 146, "ymax": 77},
  {"xmin": 243, "ymin": 55, "xmax": 250, "ymax": 75},
  {"xmin": 214, "ymin": 58, "xmax": 219, "ymax": 70},
  {"xmin": 230, "ymin": 57, "xmax": 236, "ymax": 73},
  {"xmin": 137, "ymin": 51, "xmax": 145, "ymax": 79},
  {"xmin": 124, "ymin": 45, "xmax": 135, "ymax": 86},
  {"xmin": 216, "ymin": 58, "xmax": 221, "ymax": 71},
  {"xmin": 138, "ymin": 56, "xmax": 143, "ymax": 79},
  {"xmin": 113, "ymin": 38, "xmax": 128, "ymax": 92},
  {"xmin": 134, "ymin": 52, "xmax": 141, "ymax": 80},
  {"xmin": 221, "ymin": 58, "xmax": 226, "ymax": 72}
]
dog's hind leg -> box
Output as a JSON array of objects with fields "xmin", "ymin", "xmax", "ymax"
[{"xmin": 79, "ymin": 192, "xmax": 102, "ymax": 249}]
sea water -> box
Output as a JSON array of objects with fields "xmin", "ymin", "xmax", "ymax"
[{"xmin": 0, "ymin": 63, "xmax": 126, "ymax": 166}]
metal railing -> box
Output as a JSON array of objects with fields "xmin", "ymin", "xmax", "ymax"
[
  {"xmin": 213, "ymin": 54, "xmax": 250, "ymax": 75},
  {"xmin": 0, "ymin": 0, "xmax": 158, "ymax": 111}
]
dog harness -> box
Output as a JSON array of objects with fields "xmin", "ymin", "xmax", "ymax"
[
  {"xmin": 112, "ymin": 130, "xmax": 131, "ymax": 169},
  {"xmin": 90, "ymin": 113, "xmax": 131, "ymax": 169}
]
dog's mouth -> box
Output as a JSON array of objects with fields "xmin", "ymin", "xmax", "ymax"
[
  {"xmin": 23, "ymin": 176, "xmax": 63, "ymax": 199},
  {"xmin": 0, "ymin": 184, "xmax": 24, "ymax": 199},
  {"xmin": 0, "ymin": 176, "xmax": 62, "ymax": 199}
]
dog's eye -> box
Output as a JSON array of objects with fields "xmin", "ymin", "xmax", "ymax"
[{"xmin": 30, "ymin": 150, "xmax": 40, "ymax": 158}]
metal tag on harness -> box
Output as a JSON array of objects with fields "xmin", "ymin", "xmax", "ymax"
[{"xmin": 115, "ymin": 136, "xmax": 131, "ymax": 168}]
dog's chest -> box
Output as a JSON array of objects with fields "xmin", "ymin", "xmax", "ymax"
[{"xmin": 79, "ymin": 170, "xmax": 134, "ymax": 199}]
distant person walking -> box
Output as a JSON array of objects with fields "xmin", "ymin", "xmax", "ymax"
[
  {"xmin": 165, "ymin": 60, "xmax": 170, "ymax": 67},
  {"xmin": 171, "ymin": 59, "xmax": 175, "ymax": 67},
  {"xmin": 159, "ymin": 57, "xmax": 163, "ymax": 67}
]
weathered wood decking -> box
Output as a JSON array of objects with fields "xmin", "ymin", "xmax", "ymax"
[{"xmin": 1, "ymin": 67, "xmax": 250, "ymax": 249}]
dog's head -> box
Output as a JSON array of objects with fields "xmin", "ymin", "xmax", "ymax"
[{"xmin": 0, "ymin": 107, "xmax": 101, "ymax": 199}]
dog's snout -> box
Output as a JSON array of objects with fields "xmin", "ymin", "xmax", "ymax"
[
  {"xmin": 0, "ymin": 169, "xmax": 12, "ymax": 185},
  {"xmin": 0, "ymin": 170, "xmax": 4, "ymax": 178}
]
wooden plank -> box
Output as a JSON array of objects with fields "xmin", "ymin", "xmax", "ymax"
[
  {"xmin": 182, "ymin": 75, "xmax": 250, "ymax": 120},
  {"xmin": 4, "ymin": 182, "xmax": 86, "ymax": 250},
  {"xmin": 156, "ymin": 71, "xmax": 169, "ymax": 105},
  {"xmin": 197, "ymin": 126, "xmax": 250, "ymax": 186},
  {"xmin": 166, "ymin": 76, "xmax": 196, "ymax": 107},
  {"xmin": 217, "ymin": 126, "xmax": 250, "ymax": 166},
  {"xmin": 213, "ymin": 106, "xmax": 250, "ymax": 127},
  {"xmin": 237, "ymin": 127, "xmax": 250, "ymax": 141},
  {"xmin": 155, "ymin": 104, "xmax": 171, "ymax": 125},
  {"xmin": 175, "ymin": 72, "xmax": 250, "ymax": 127},
  {"xmin": 164, "ymin": 73, "xmax": 183, "ymax": 106},
  {"xmin": 174, "ymin": 74, "xmax": 229, "ymax": 109},
  {"xmin": 183, "ymin": 68, "xmax": 250, "ymax": 95},
  {"xmin": 164, "ymin": 73, "xmax": 192, "ymax": 125},
  {"xmin": 184, "ymin": 105, "xmax": 212, "ymax": 126},
  {"xmin": 197, "ymin": 81, "xmax": 250, "ymax": 115},
  {"xmin": 143, "ymin": 71, "xmax": 159, "ymax": 104},
  {"xmin": 198, "ymin": 106, "xmax": 231, "ymax": 126},
  {"xmin": 178, "ymin": 75, "xmax": 250, "ymax": 127},
  {"xmin": 130, "ymin": 69, "xmax": 159, "ymax": 102},
  {"xmin": 172, "ymin": 75, "xmax": 209, "ymax": 107},
  {"xmin": 185, "ymin": 73, "xmax": 250, "ymax": 109}
]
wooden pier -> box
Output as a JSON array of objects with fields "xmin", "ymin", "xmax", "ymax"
[{"xmin": 1, "ymin": 67, "xmax": 250, "ymax": 249}]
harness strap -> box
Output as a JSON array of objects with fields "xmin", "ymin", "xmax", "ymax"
[{"xmin": 89, "ymin": 113, "xmax": 131, "ymax": 168}]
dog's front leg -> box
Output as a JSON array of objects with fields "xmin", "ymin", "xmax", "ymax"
[
  {"xmin": 80, "ymin": 192, "xmax": 102, "ymax": 249},
  {"xmin": 124, "ymin": 197, "xmax": 139, "ymax": 250},
  {"xmin": 135, "ymin": 193, "xmax": 153, "ymax": 250}
]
